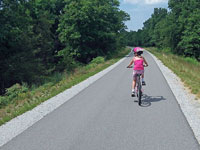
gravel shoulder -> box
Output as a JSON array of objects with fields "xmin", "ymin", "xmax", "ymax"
[{"xmin": 147, "ymin": 50, "xmax": 200, "ymax": 144}]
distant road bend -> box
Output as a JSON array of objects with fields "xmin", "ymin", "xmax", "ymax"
[{"xmin": 1, "ymin": 51, "xmax": 200, "ymax": 150}]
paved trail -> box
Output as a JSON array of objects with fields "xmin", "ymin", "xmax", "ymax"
[{"xmin": 1, "ymin": 51, "xmax": 200, "ymax": 150}]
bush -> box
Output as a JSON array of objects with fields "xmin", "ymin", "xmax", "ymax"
[
  {"xmin": 44, "ymin": 72, "xmax": 64, "ymax": 85},
  {"xmin": 184, "ymin": 57, "xmax": 199, "ymax": 65},
  {"xmin": 0, "ymin": 83, "xmax": 29, "ymax": 108},
  {"xmin": 57, "ymin": 48, "xmax": 78, "ymax": 72},
  {"xmin": 162, "ymin": 48, "xmax": 171, "ymax": 54},
  {"xmin": 85, "ymin": 63, "xmax": 96, "ymax": 70},
  {"xmin": 6, "ymin": 83, "xmax": 28, "ymax": 99},
  {"xmin": 91, "ymin": 56, "xmax": 105, "ymax": 64},
  {"xmin": 0, "ymin": 97, "xmax": 8, "ymax": 108}
]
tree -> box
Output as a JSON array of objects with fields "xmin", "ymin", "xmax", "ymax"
[
  {"xmin": 178, "ymin": 8, "xmax": 200, "ymax": 60},
  {"xmin": 58, "ymin": 0, "xmax": 129, "ymax": 64},
  {"xmin": 124, "ymin": 0, "xmax": 200, "ymax": 61},
  {"xmin": 0, "ymin": 0, "xmax": 66, "ymax": 94},
  {"xmin": 0, "ymin": 0, "xmax": 43, "ymax": 94}
]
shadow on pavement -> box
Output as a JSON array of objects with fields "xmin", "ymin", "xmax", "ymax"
[{"xmin": 133, "ymin": 94, "xmax": 166, "ymax": 107}]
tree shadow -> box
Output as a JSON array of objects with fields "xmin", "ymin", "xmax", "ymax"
[{"xmin": 134, "ymin": 94, "xmax": 166, "ymax": 107}]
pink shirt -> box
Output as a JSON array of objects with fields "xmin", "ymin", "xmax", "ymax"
[{"xmin": 133, "ymin": 57, "xmax": 144, "ymax": 70}]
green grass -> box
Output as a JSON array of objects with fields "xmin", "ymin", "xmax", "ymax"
[
  {"xmin": 146, "ymin": 47, "xmax": 200, "ymax": 99},
  {"xmin": 0, "ymin": 48, "xmax": 130, "ymax": 126}
]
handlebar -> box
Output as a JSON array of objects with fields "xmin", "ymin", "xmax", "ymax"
[
  {"xmin": 127, "ymin": 66, "xmax": 133, "ymax": 68},
  {"xmin": 127, "ymin": 65, "xmax": 148, "ymax": 68}
]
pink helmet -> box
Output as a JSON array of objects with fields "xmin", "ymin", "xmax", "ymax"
[{"xmin": 133, "ymin": 47, "xmax": 144, "ymax": 53}]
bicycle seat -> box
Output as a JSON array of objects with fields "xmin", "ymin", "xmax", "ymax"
[{"xmin": 136, "ymin": 74, "xmax": 142, "ymax": 76}]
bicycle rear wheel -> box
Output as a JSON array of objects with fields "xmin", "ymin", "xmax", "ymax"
[
  {"xmin": 136, "ymin": 76, "xmax": 142, "ymax": 106},
  {"xmin": 138, "ymin": 84, "xmax": 142, "ymax": 106},
  {"xmin": 138, "ymin": 90, "xmax": 142, "ymax": 106}
]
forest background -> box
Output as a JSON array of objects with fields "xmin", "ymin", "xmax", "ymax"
[
  {"xmin": 0, "ymin": 0, "xmax": 130, "ymax": 95},
  {"xmin": 1, "ymin": 0, "xmax": 200, "ymax": 96},
  {"xmin": 125, "ymin": 0, "xmax": 200, "ymax": 61}
]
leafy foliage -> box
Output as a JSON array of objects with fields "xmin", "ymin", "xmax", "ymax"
[
  {"xmin": 57, "ymin": 0, "xmax": 129, "ymax": 63},
  {"xmin": 124, "ymin": 0, "xmax": 200, "ymax": 61},
  {"xmin": 0, "ymin": 83, "xmax": 28, "ymax": 108},
  {"xmin": 91, "ymin": 56, "xmax": 105, "ymax": 64},
  {"xmin": 0, "ymin": 0, "xmax": 129, "ymax": 94}
]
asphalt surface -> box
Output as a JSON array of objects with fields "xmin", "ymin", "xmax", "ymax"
[{"xmin": 1, "ymin": 51, "xmax": 200, "ymax": 150}]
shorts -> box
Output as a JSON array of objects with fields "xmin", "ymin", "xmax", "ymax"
[{"xmin": 133, "ymin": 70, "xmax": 144, "ymax": 80}]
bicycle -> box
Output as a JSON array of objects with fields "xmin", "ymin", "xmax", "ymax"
[
  {"xmin": 135, "ymin": 73, "xmax": 143, "ymax": 106},
  {"xmin": 127, "ymin": 65, "xmax": 147, "ymax": 106}
]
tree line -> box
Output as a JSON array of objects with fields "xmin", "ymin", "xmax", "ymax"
[
  {"xmin": 124, "ymin": 0, "xmax": 200, "ymax": 61},
  {"xmin": 0, "ymin": 0, "xmax": 130, "ymax": 94}
]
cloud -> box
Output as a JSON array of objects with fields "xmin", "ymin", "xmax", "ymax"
[
  {"xmin": 145, "ymin": 0, "xmax": 167, "ymax": 4},
  {"xmin": 123, "ymin": 0, "xmax": 167, "ymax": 5}
]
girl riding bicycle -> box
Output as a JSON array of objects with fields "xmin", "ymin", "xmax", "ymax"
[{"xmin": 127, "ymin": 47, "xmax": 148, "ymax": 97}]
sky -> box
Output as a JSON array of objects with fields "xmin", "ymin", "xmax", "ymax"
[{"xmin": 119, "ymin": 0, "xmax": 168, "ymax": 31}]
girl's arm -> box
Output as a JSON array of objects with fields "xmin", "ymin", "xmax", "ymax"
[
  {"xmin": 127, "ymin": 58, "xmax": 134, "ymax": 68},
  {"xmin": 143, "ymin": 57, "xmax": 148, "ymax": 67}
]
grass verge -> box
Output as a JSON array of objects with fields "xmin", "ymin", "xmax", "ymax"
[
  {"xmin": 0, "ymin": 48, "xmax": 130, "ymax": 126},
  {"xmin": 146, "ymin": 47, "xmax": 200, "ymax": 99}
]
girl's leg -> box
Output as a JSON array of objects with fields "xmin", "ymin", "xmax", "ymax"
[
  {"xmin": 142, "ymin": 73, "xmax": 144, "ymax": 78},
  {"xmin": 131, "ymin": 78, "xmax": 136, "ymax": 97},
  {"xmin": 142, "ymin": 73, "xmax": 146, "ymax": 85},
  {"xmin": 141, "ymin": 73, "xmax": 144, "ymax": 82},
  {"xmin": 132, "ymin": 71, "xmax": 137, "ymax": 90},
  {"xmin": 132, "ymin": 79, "xmax": 136, "ymax": 90},
  {"xmin": 132, "ymin": 71, "xmax": 137, "ymax": 96}
]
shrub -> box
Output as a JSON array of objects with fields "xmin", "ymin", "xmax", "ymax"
[
  {"xmin": 0, "ymin": 96, "xmax": 8, "ymax": 108},
  {"xmin": 0, "ymin": 83, "xmax": 29, "ymax": 108},
  {"xmin": 85, "ymin": 63, "xmax": 96, "ymax": 70},
  {"xmin": 44, "ymin": 72, "xmax": 64, "ymax": 84},
  {"xmin": 184, "ymin": 57, "xmax": 199, "ymax": 65},
  {"xmin": 6, "ymin": 83, "xmax": 28, "ymax": 98},
  {"xmin": 91, "ymin": 56, "xmax": 105, "ymax": 64}
]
